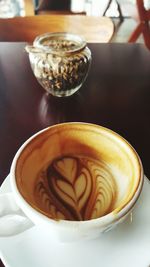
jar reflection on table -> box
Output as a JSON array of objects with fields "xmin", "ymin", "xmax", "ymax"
[
  {"xmin": 26, "ymin": 32, "xmax": 92, "ymax": 97},
  {"xmin": 38, "ymin": 92, "xmax": 86, "ymax": 127}
]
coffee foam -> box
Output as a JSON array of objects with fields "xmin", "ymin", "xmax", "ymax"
[{"xmin": 34, "ymin": 155, "xmax": 117, "ymax": 221}]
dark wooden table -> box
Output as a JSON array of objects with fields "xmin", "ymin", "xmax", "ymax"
[{"xmin": 0, "ymin": 42, "xmax": 150, "ymax": 266}]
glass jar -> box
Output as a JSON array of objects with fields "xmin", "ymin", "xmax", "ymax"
[{"xmin": 26, "ymin": 32, "xmax": 91, "ymax": 97}]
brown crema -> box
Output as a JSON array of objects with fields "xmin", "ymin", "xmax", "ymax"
[{"xmin": 34, "ymin": 155, "xmax": 117, "ymax": 221}]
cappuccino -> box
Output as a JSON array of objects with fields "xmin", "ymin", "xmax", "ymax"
[{"xmin": 11, "ymin": 123, "xmax": 143, "ymax": 242}]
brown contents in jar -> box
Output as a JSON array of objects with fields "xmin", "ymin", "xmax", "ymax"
[{"xmin": 30, "ymin": 38, "xmax": 91, "ymax": 96}]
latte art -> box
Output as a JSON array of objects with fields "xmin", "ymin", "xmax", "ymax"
[{"xmin": 34, "ymin": 156, "xmax": 117, "ymax": 221}]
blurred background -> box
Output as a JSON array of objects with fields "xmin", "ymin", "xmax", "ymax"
[{"xmin": 0, "ymin": 0, "xmax": 149, "ymax": 44}]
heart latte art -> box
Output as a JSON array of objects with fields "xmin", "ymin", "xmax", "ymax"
[{"xmin": 34, "ymin": 156, "xmax": 117, "ymax": 221}]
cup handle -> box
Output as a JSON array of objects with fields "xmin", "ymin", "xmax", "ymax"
[{"xmin": 0, "ymin": 192, "xmax": 34, "ymax": 237}]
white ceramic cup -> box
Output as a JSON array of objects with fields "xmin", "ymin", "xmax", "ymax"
[{"xmin": 0, "ymin": 123, "xmax": 144, "ymax": 242}]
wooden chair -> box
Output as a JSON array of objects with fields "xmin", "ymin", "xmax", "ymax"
[
  {"xmin": 0, "ymin": 15, "xmax": 114, "ymax": 43},
  {"xmin": 33, "ymin": 0, "xmax": 86, "ymax": 15},
  {"xmin": 128, "ymin": 0, "xmax": 150, "ymax": 49},
  {"xmin": 25, "ymin": 0, "xmax": 85, "ymax": 15},
  {"xmin": 103, "ymin": 0, "xmax": 124, "ymax": 23},
  {"xmin": 24, "ymin": 0, "xmax": 34, "ymax": 15}
]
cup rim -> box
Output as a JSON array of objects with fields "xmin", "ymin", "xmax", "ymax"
[{"xmin": 10, "ymin": 122, "xmax": 144, "ymax": 227}]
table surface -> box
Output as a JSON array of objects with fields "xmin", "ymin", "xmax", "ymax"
[{"xmin": 0, "ymin": 42, "xmax": 150, "ymax": 266}]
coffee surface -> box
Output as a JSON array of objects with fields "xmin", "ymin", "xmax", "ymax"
[{"xmin": 34, "ymin": 155, "xmax": 117, "ymax": 221}]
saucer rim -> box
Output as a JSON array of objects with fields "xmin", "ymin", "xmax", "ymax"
[{"xmin": 0, "ymin": 174, "xmax": 150, "ymax": 267}]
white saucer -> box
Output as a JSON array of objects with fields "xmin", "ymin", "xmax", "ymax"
[{"xmin": 0, "ymin": 175, "xmax": 150, "ymax": 267}]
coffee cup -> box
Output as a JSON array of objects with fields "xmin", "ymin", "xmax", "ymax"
[{"xmin": 0, "ymin": 123, "xmax": 144, "ymax": 242}]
